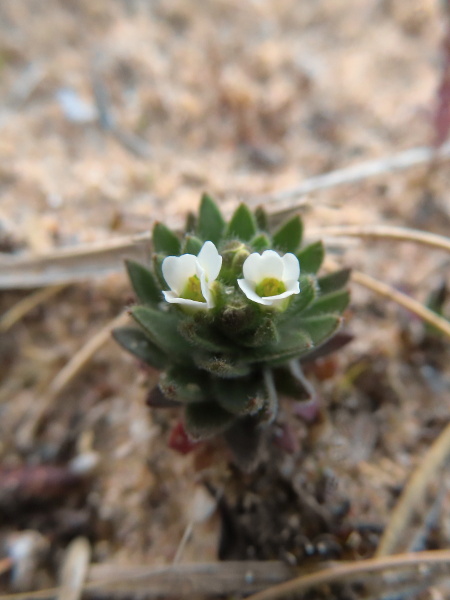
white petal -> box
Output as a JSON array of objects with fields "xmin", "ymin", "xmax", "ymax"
[
  {"xmin": 242, "ymin": 253, "xmax": 263, "ymax": 282},
  {"xmin": 197, "ymin": 241, "xmax": 222, "ymax": 282},
  {"xmin": 282, "ymin": 253, "xmax": 300, "ymax": 281},
  {"xmin": 285, "ymin": 280, "xmax": 300, "ymax": 294},
  {"xmin": 162, "ymin": 290, "xmax": 208, "ymax": 309},
  {"xmin": 243, "ymin": 250, "xmax": 283, "ymax": 283},
  {"xmin": 162, "ymin": 254, "xmax": 197, "ymax": 293},
  {"xmin": 198, "ymin": 267, "xmax": 214, "ymax": 308},
  {"xmin": 237, "ymin": 279, "xmax": 272, "ymax": 305}
]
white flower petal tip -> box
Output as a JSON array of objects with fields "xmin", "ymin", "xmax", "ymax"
[
  {"xmin": 161, "ymin": 241, "xmax": 222, "ymax": 310},
  {"xmin": 238, "ymin": 251, "xmax": 300, "ymax": 308}
]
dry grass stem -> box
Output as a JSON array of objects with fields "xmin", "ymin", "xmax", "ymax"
[
  {"xmin": 0, "ymin": 233, "xmax": 151, "ymax": 289},
  {"xmin": 252, "ymin": 141, "xmax": 450, "ymax": 210},
  {"xmin": 0, "ymin": 285, "xmax": 67, "ymax": 333},
  {"xmin": 47, "ymin": 312, "xmax": 129, "ymax": 401},
  {"xmin": 309, "ymin": 225, "xmax": 450, "ymax": 253},
  {"xmin": 19, "ymin": 312, "xmax": 129, "ymax": 445},
  {"xmin": 57, "ymin": 537, "xmax": 91, "ymax": 600},
  {"xmin": 245, "ymin": 550, "xmax": 450, "ymax": 600},
  {"xmin": 376, "ymin": 421, "xmax": 450, "ymax": 557},
  {"xmin": 0, "ymin": 561, "xmax": 295, "ymax": 600},
  {"xmin": 351, "ymin": 270, "xmax": 450, "ymax": 340},
  {"xmin": 2, "ymin": 142, "xmax": 450, "ymax": 291}
]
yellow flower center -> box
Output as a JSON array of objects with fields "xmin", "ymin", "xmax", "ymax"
[
  {"xmin": 181, "ymin": 275, "xmax": 205, "ymax": 302},
  {"xmin": 255, "ymin": 277, "xmax": 286, "ymax": 297}
]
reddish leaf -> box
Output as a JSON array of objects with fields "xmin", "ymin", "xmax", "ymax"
[{"xmin": 168, "ymin": 421, "xmax": 201, "ymax": 455}]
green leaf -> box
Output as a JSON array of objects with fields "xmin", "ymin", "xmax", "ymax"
[
  {"xmin": 153, "ymin": 254, "xmax": 167, "ymax": 288},
  {"xmin": 185, "ymin": 211, "xmax": 197, "ymax": 233},
  {"xmin": 426, "ymin": 281, "xmax": 447, "ymax": 317},
  {"xmin": 178, "ymin": 318, "xmax": 234, "ymax": 353},
  {"xmin": 254, "ymin": 206, "xmax": 269, "ymax": 231},
  {"xmin": 147, "ymin": 386, "xmax": 181, "ymax": 408},
  {"xmin": 272, "ymin": 215, "xmax": 303, "ymax": 253},
  {"xmin": 300, "ymin": 314, "xmax": 342, "ymax": 347},
  {"xmin": 281, "ymin": 275, "xmax": 317, "ymax": 320},
  {"xmin": 131, "ymin": 306, "xmax": 191, "ymax": 360},
  {"xmin": 195, "ymin": 355, "xmax": 251, "ymax": 378},
  {"xmin": 214, "ymin": 377, "xmax": 264, "ymax": 416},
  {"xmin": 250, "ymin": 233, "xmax": 271, "ymax": 252},
  {"xmin": 185, "ymin": 402, "xmax": 235, "ymax": 439},
  {"xmin": 225, "ymin": 204, "xmax": 257, "ymax": 241},
  {"xmin": 273, "ymin": 366, "xmax": 310, "ymax": 400},
  {"xmin": 300, "ymin": 332, "xmax": 353, "ymax": 363},
  {"xmin": 159, "ymin": 366, "xmax": 207, "ymax": 403},
  {"xmin": 182, "ymin": 235, "xmax": 203, "ymax": 255},
  {"xmin": 296, "ymin": 241, "xmax": 325, "ymax": 274},
  {"xmin": 112, "ymin": 327, "xmax": 167, "ymax": 369},
  {"xmin": 425, "ymin": 282, "xmax": 449, "ymax": 337},
  {"xmin": 153, "ymin": 222, "xmax": 181, "ymax": 256},
  {"xmin": 242, "ymin": 330, "xmax": 313, "ymax": 365},
  {"xmin": 198, "ymin": 193, "xmax": 225, "ymax": 244},
  {"xmin": 125, "ymin": 260, "xmax": 161, "ymax": 305},
  {"xmin": 224, "ymin": 417, "xmax": 263, "ymax": 471},
  {"xmin": 318, "ymin": 268, "xmax": 351, "ymax": 294},
  {"xmin": 239, "ymin": 318, "xmax": 279, "ymax": 348},
  {"xmin": 304, "ymin": 290, "xmax": 350, "ymax": 317}
]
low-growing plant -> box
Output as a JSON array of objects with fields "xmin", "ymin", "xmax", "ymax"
[{"xmin": 113, "ymin": 194, "xmax": 350, "ymax": 467}]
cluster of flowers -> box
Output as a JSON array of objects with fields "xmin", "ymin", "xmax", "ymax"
[
  {"xmin": 162, "ymin": 241, "xmax": 300, "ymax": 311},
  {"xmin": 114, "ymin": 195, "xmax": 350, "ymax": 467}
]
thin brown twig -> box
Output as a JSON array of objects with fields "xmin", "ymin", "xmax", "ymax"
[
  {"xmin": 309, "ymin": 225, "xmax": 450, "ymax": 253},
  {"xmin": 0, "ymin": 285, "xmax": 67, "ymax": 333},
  {"xmin": 245, "ymin": 550, "xmax": 450, "ymax": 600},
  {"xmin": 350, "ymin": 270, "xmax": 450, "ymax": 340},
  {"xmin": 17, "ymin": 312, "xmax": 129, "ymax": 446},
  {"xmin": 376, "ymin": 421, "xmax": 450, "ymax": 557}
]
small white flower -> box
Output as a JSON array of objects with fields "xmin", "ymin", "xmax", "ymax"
[
  {"xmin": 162, "ymin": 241, "xmax": 222, "ymax": 310},
  {"xmin": 237, "ymin": 250, "xmax": 300, "ymax": 308}
]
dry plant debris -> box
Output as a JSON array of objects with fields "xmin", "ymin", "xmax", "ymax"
[{"xmin": 0, "ymin": 1, "xmax": 450, "ymax": 599}]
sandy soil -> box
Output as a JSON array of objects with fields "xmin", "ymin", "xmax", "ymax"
[{"xmin": 0, "ymin": 1, "xmax": 450, "ymax": 598}]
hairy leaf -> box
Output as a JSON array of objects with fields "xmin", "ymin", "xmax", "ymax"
[
  {"xmin": 272, "ymin": 215, "xmax": 303, "ymax": 253},
  {"xmin": 250, "ymin": 232, "xmax": 271, "ymax": 252},
  {"xmin": 254, "ymin": 206, "xmax": 269, "ymax": 231},
  {"xmin": 214, "ymin": 377, "xmax": 264, "ymax": 416},
  {"xmin": 112, "ymin": 327, "xmax": 167, "ymax": 369},
  {"xmin": 195, "ymin": 355, "xmax": 251, "ymax": 378},
  {"xmin": 185, "ymin": 401, "xmax": 235, "ymax": 439},
  {"xmin": 296, "ymin": 241, "xmax": 325, "ymax": 274},
  {"xmin": 178, "ymin": 318, "xmax": 234, "ymax": 353},
  {"xmin": 318, "ymin": 268, "xmax": 351, "ymax": 294},
  {"xmin": 226, "ymin": 204, "xmax": 257, "ymax": 241},
  {"xmin": 131, "ymin": 306, "xmax": 191, "ymax": 360},
  {"xmin": 304, "ymin": 289, "xmax": 350, "ymax": 317},
  {"xmin": 182, "ymin": 235, "xmax": 203, "ymax": 255},
  {"xmin": 198, "ymin": 193, "xmax": 226, "ymax": 244},
  {"xmin": 125, "ymin": 260, "xmax": 161, "ymax": 305},
  {"xmin": 224, "ymin": 417, "xmax": 263, "ymax": 472},
  {"xmin": 153, "ymin": 222, "xmax": 181, "ymax": 256},
  {"xmin": 159, "ymin": 366, "xmax": 207, "ymax": 403},
  {"xmin": 300, "ymin": 314, "xmax": 342, "ymax": 347}
]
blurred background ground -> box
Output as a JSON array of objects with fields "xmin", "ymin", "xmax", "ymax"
[{"xmin": 0, "ymin": 1, "xmax": 450, "ymax": 597}]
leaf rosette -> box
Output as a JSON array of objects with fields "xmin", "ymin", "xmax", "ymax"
[{"xmin": 114, "ymin": 194, "xmax": 350, "ymax": 466}]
